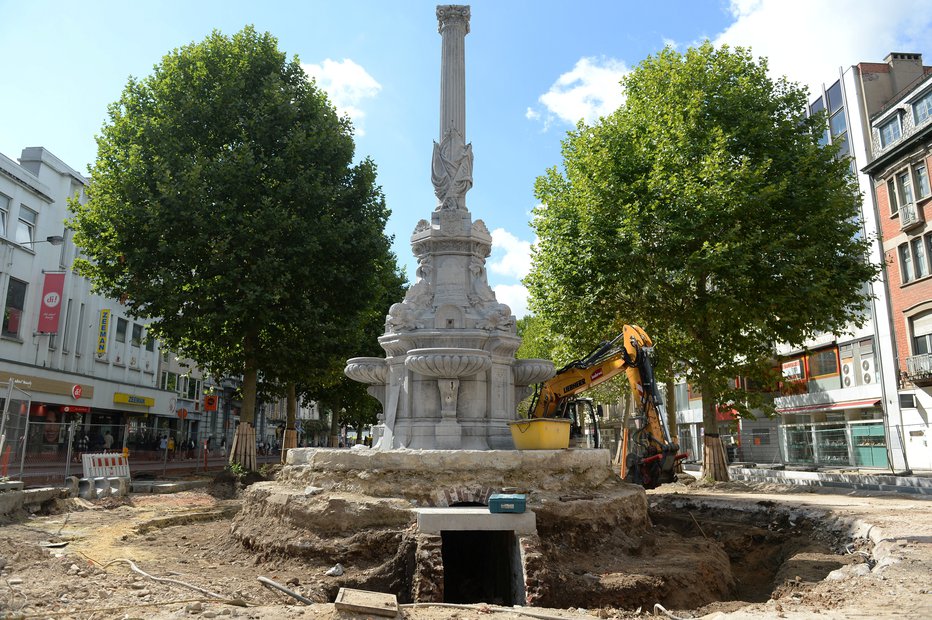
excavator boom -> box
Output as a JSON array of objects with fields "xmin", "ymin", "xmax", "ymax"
[{"xmin": 527, "ymin": 325, "xmax": 685, "ymax": 488}]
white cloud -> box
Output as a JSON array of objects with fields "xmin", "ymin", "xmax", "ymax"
[
  {"xmin": 715, "ymin": 0, "xmax": 932, "ymax": 99},
  {"xmin": 525, "ymin": 107, "xmax": 541, "ymax": 121},
  {"xmin": 487, "ymin": 227, "xmax": 535, "ymax": 319},
  {"xmin": 532, "ymin": 57, "xmax": 629, "ymax": 127},
  {"xmin": 301, "ymin": 58, "xmax": 381, "ymax": 136},
  {"xmin": 489, "ymin": 227, "xmax": 533, "ymax": 279},
  {"xmin": 494, "ymin": 283, "xmax": 530, "ymax": 320}
]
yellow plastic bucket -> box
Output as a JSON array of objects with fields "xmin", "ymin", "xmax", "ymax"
[{"xmin": 508, "ymin": 418, "xmax": 571, "ymax": 450}]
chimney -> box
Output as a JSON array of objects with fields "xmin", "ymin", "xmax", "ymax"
[{"xmin": 885, "ymin": 52, "xmax": 924, "ymax": 94}]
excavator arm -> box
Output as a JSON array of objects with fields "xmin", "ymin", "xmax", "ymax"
[{"xmin": 527, "ymin": 325, "xmax": 686, "ymax": 488}]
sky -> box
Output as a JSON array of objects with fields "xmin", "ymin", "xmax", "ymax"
[{"xmin": 2, "ymin": 0, "xmax": 932, "ymax": 318}]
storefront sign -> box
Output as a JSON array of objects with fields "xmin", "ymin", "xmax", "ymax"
[
  {"xmin": 97, "ymin": 309, "xmax": 111, "ymax": 356},
  {"xmin": 72, "ymin": 384, "xmax": 83, "ymax": 400},
  {"xmin": 204, "ymin": 395, "xmax": 218, "ymax": 411},
  {"xmin": 113, "ymin": 392, "xmax": 154, "ymax": 407},
  {"xmin": 61, "ymin": 405, "xmax": 91, "ymax": 414},
  {"xmin": 782, "ymin": 360, "xmax": 803, "ymax": 380},
  {"xmin": 0, "ymin": 372, "xmax": 92, "ymax": 400},
  {"xmin": 37, "ymin": 273, "xmax": 65, "ymax": 333}
]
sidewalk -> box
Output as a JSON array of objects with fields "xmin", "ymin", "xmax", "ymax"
[{"xmin": 683, "ymin": 462, "xmax": 932, "ymax": 495}]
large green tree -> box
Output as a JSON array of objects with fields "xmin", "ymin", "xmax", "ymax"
[
  {"xmin": 528, "ymin": 42, "xmax": 878, "ymax": 481},
  {"xmin": 70, "ymin": 27, "xmax": 392, "ymax": 469}
]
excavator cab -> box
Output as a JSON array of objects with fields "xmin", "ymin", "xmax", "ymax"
[{"xmin": 564, "ymin": 398, "xmax": 600, "ymax": 449}]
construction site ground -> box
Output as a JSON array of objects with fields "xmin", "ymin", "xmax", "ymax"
[{"xmin": 1, "ymin": 475, "xmax": 930, "ymax": 620}]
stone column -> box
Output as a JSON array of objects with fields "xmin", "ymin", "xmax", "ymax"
[{"xmin": 437, "ymin": 5, "xmax": 470, "ymax": 140}]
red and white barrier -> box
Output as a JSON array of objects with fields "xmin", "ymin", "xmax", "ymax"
[{"xmin": 82, "ymin": 453, "xmax": 131, "ymax": 478}]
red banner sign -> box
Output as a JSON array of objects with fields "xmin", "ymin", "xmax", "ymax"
[
  {"xmin": 61, "ymin": 405, "xmax": 91, "ymax": 414},
  {"xmin": 37, "ymin": 273, "xmax": 65, "ymax": 333}
]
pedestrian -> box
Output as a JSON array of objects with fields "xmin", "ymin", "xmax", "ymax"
[
  {"xmin": 103, "ymin": 430, "xmax": 114, "ymax": 452},
  {"xmin": 220, "ymin": 436, "xmax": 226, "ymax": 457},
  {"xmin": 167, "ymin": 435, "xmax": 175, "ymax": 460}
]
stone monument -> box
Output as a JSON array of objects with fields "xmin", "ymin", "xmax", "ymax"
[{"xmin": 344, "ymin": 4, "xmax": 554, "ymax": 450}]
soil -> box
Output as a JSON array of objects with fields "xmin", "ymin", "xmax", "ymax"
[{"xmin": 0, "ymin": 476, "xmax": 930, "ymax": 620}]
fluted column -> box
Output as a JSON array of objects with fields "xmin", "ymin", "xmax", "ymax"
[{"xmin": 437, "ymin": 5, "xmax": 469, "ymax": 141}]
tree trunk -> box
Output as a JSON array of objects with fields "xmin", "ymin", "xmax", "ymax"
[
  {"xmin": 699, "ymin": 376, "xmax": 729, "ymax": 482},
  {"xmin": 282, "ymin": 382, "xmax": 298, "ymax": 465},
  {"xmin": 230, "ymin": 333, "xmax": 259, "ymax": 470}
]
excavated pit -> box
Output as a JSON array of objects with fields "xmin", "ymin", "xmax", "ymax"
[{"xmin": 231, "ymin": 448, "xmax": 860, "ymax": 614}]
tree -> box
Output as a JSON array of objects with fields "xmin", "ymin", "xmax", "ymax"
[
  {"xmin": 70, "ymin": 26, "xmax": 391, "ymax": 470},
  {"xmin": 309, "ymin": 253, "xmax": 407, "ymax": 447},
  {"xmin": 528, "ymin": 42, "xmax": 878, "ymax": 481}
]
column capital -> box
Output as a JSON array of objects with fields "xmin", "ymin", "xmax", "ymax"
[{"xmin": 437, "ymin": 4, "xmax": 470, "ymax": 35}]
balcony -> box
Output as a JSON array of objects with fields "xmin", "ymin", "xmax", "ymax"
[
  {"xmin": 900, "ymin": 203, "xmax": 925, "ymax": 232},
  {"xmin": 906, "ymin": 353, "xmax": 932, "ymax": 387}
]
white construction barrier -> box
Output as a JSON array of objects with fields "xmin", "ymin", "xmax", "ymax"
[{"xmin": 82, "ymin": 453, "xmax": 131, "ymax": 478}]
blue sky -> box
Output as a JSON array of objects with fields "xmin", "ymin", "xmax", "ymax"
[{"xmin": 2, "ymin": 0, "xmax": 932, "ymax": 317}]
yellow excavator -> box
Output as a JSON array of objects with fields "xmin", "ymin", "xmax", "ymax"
[{"xmin": 527, "ymin": 325, "xmax": 686, "ymax": 489}]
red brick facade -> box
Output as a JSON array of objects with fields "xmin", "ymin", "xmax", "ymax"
[{"xmin": 874, "ymin": 152, "xmax": 932, "ymax": 378}]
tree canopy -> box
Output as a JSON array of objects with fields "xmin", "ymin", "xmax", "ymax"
[
  {"xmin": 527, "ymin": 42, "xmax": 878, "ymax": 478},
  {"xmin": 70, "ymin": 26, "xmax": 395, "ymax": 466}
]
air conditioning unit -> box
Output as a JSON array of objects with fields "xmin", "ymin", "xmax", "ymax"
[
  {"xmin": 841, "ymin": 359, "xmax": 855, "ymax": 387},
  {"xmin": 861, "ymin": 358, "xmax": 875, "ymax": 384}
]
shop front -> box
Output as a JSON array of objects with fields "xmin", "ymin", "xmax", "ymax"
[{"xmin": 777, "ymin": 398, "xmax": 886, "ymax": 468}]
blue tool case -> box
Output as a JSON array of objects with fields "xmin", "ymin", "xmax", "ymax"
[{"xmin": 488, "ymin": 493, "xmax": 527, "ymax": 513}]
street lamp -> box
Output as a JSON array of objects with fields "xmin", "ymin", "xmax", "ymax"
[{"xmin": 20, "ymin": 235, "xmax": 64, "ymax": 247}]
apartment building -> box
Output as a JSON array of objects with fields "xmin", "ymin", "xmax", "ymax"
[{"xmin": 862, "ymin": 58, "xmax": 932, "ymax": 470}]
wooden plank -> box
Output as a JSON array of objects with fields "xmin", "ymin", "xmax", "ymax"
[{"xmin": 334, "ymin": 587, "xmax": 399, "ymax": 618}]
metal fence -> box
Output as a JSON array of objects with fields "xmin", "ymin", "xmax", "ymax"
[{"xmin": 0, "ymin": 414, "xmax": 291, "ymax": 485}]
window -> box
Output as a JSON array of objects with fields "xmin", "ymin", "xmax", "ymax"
[
  {"xmin": 131, "ymin": 323, "xmax": 142, "ymax": 347},
  {"xmin": 809, "ymin": 97, "xmax": 824, "ymax": 116},
  {"xmin": 830, "ymin": 108, "xmax": 847, "ymax": 138},
  {"xmin": 912, "ymin": 312, "xmax": 932, "ymax": 355},
  {"xmin": 914, "ymin": 90, "xmax": 932, "ymax": 125},
  {"xmin": 917, "ymin": 164, "xmax": 931, "ymax": 198},
  {"xmin": 115, "ymin": 317, "xmax": 127, "ymax": 343},
  {"xmin": 826, "ymin": 81, "xmax": 843, "ymax": 113},
  {"xmin": 161, "ymin": 371, "xmax": 178, "ymax": 392},
  {"xmin": 674, "ymin": 383, "xmax": 688, "ymax": 411},
  {"xmin": 62, "ymin": 299, "xmax": 73, "ymax": 353},
  {"xmin": 899, "ymin": 234, "xmax": 932, "ymax": 284},
  {"xmin": 913, "ymin": 237, "xmax": 928, "ymax": 279},
  {"xmin": 880, "ymin": 117, "xmax": 902, "ymax": 147},
  {"xmin": 2, "ymin": 278, "xmax": 28, "ymax": 338},
  {"xmin": 808, "ymin": 348, "xmax": 839, "ymax": 378},
  {"xmin": 144, "ymin": 329, "xmax": 155, "ymax": 352},
  {"xmin": 900, "ymin": 243, "xmax": 916, "ymax": 282},
  {"xmin": 887, "ymin": 179, "xmax": 899, "ymax": 216},
  {"xmin": 0, "ymin": 193, "xmax": 8, "ymax": 236},
  {"xmin": 75, "ymin": 303, "xmax": 85, "ymax": 354},
  {"xmin": 16, "ymin": 207, "xmax": 36, "ymax": 244},
  {"xmin": 897, "ymin": 170, "xmax": 914, "ymax": 206},
  {"xmin": 752, "ymin": 428, "xmax": 771, "ymax": 446},
  {"xmin": 187, "ymin": 378, "xmax": 200, "ymax": 401}
]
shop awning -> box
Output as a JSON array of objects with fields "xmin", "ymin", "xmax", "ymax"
[{"xmin": 776, "ymin": 398, "xmax": 881, "ymax": 415}]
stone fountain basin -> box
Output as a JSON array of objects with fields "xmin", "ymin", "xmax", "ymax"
[
  {"xmin": 344, "ymin": 357, "xmax": 388, "ymax": 385},
  {"xmin": 513, "ymin": 358, "xmax": 556, "ymax": 386},
  {"xmin": 405, "ymin": 348, "xmax": 492, "ymax": 378}
]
